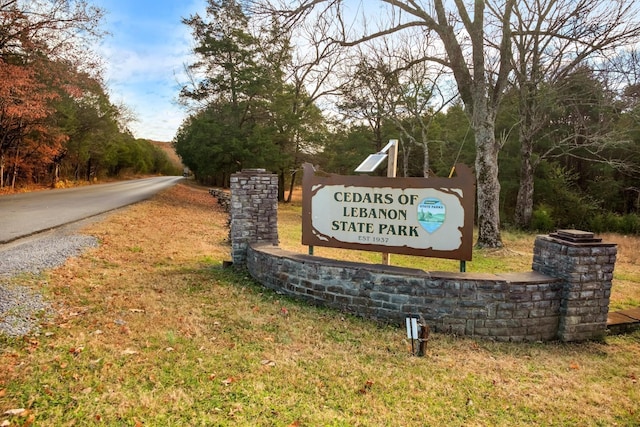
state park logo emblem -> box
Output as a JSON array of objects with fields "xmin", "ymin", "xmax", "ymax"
[{"xmin": 417, "ymin": 198, "xmax": 446, "ymax": 233}]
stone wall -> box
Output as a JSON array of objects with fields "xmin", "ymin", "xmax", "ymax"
[
  {"xmin": 533, "ymin": 231, "xmax": 617, "ymax": 341},
  {"xmin": 247, "ymin": 244, "xmax": 562, "ymax": 342},
  {"xmin": 229, "ymin": 169, "xmax": 278, "ymax": 265},
  {"xmin": 228, "ymin": 169, "xmax": 617, "ymax": 342}
]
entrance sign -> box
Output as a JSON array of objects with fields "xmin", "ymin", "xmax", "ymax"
[{"xmin": 302, "ymin": 163, "xmax": 475, "ymax": 261}]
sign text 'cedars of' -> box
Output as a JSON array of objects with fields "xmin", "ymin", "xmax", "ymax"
[{"xmin": 301, "ymin": 163, "xmax": 476, "ymax": 261}]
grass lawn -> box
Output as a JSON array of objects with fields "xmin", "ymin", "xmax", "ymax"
[{"xmin": 1, "ymin": 182, "xmax": 639, "ymax": 426}]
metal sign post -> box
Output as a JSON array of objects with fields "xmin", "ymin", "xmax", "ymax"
[
  {"xmin": 355, "ymin": 139, "xmax": 398, "ymax": 265},
  {"xmin": 405, "ymin": 316, "xmax": 419, "ymax": 355}
]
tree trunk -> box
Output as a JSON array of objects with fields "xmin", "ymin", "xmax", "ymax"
[
  {"xmin": 286, "ymin": 169, "xmax": 297, "ymax": 203},
  {"xmin": 514, "ymin": 133, "xmax": 535, "ymax": 228},
  {"xmin": 86, "ymin": 157, "xmax": 92, "ymax": 181},
  {"xmin": 474, "ymin": 119, "xmax": 503, "ymax": 248},
  {"xmin": 53, "ymin": 163, "xmax": 60, "ymax": 188},
  {"xmin": 401, "ymin": 141, "xmax": 410, "ymax": 177},
  {"xmin": 278, "ymin": 170, "xmax": 285, "ymax": 202},
  {"xmin": 422, "ymin": 142, "xmax": 429, "ymax": 178},
  {"xmin": 11, "ymin": 146, "xmax": 19, "ymax": 190},
  {"xmin": 421, "ymin": 127, "xmax": 430, "ymax": 178}
]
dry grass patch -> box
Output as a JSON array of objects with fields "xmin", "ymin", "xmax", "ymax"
[{"xmin": 0, "ymin": 183, "xmax": 639, "ymax": 426}]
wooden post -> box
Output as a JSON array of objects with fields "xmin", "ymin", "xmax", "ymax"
[{"xmin": 382, "ymin": 139, "xmax": 398, "ymax": 265}]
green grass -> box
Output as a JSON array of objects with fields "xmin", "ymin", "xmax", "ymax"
[{"xmin": 1, "ymin": 184, "xmax": 639, "ymax": 426}]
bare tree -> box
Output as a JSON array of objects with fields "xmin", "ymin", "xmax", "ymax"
[
  {"xmin": 510, "ymin": 0, "xmax": 640, "ymax": 228},
  {"xmin": 251, "ymin": 4, "xmax": 346, "ymax": 200},
  {"xmin": 263, "ymin": 0, "xmax": 515, "ymax": 248},
  {"xmin": 324, "ymin": 27, "xmax": 458, "ymax": 178},
  {"xmin": 380, "ymin": 32, "xmax": 458, "ymax": 177},
  {"xmin": 338, "ymin": 49, "xmax": 396, "ymax": 154}
]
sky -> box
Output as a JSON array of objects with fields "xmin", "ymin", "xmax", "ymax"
[{"xmin": 92, "ymin": 0, "xmax": 207, "ymax": 142}]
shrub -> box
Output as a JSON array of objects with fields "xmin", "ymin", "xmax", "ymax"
[
  {"xmin": 620, "ymin": 214, "xmax": 640, "ymax": 234},
  {"xmin": 531, "ymin": 204, "xmax": 555, "ymax": 232}
]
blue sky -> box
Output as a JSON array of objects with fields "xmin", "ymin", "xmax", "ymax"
[{"xmin": 93, "ymin": 0, "xmax": 206, "ymax": 141}]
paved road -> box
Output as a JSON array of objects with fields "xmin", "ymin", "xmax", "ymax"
[{"xmin": 0, "ymin": 176, "xmax": 183, "ymax": 243}]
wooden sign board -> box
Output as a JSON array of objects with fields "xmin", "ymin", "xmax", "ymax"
[{"xmin": 301, "ymin": 163, "xmax": 475, "ymax": 261}]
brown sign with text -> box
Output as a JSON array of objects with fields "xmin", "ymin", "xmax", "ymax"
[{"xmin": 301, "ymin": 163, "xmax": 476, "ymax": 261}]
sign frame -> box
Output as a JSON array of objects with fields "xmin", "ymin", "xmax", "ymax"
[{"xmin": 301, "ymin": 163, "xmax": 476, "ymax": 261}]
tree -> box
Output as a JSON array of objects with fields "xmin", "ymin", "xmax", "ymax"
[
  {"xmin": 339, "ymin": 55, "xmax": 396, "ymax": 156},
  {"xmin": 254, "ymin": 21, "xmax": 328, "ymax": 200},
  {"xmin": 0, "ymin": 0, "xmax": 105, "ymax": 188},
  {"xmin": 380, "ymin": 38, "xmax": 458, "ymax": 178},
  {"xmin": 264, "ymin": 0, "xmax": 640, "ymax": 245},
  {"xmin": 255, "ymin": 10, "xmax": 342, "ymax": 200},
  {"xmin": 319, "ymin": 124, "xmax": 377, "ymax": 174},
  {"xmin": 339, "ymin": 48, "xmax": 455, "ymax": 178},
  {"xmin": 178, "ymin": 0, "xmax": 281, "ymax": 186},
  {"xmin": 510, "ymin": 0, "xmax": 640, "ymax": 228},
  {"xmin": 267, "ymin": 0, "xmax": 515, "ymax": 247},
  {"xmin": 178, "ymin": 0, "xmax": 328, "ymax": 195}
]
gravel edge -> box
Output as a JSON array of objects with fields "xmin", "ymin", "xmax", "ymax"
[{"xmin": 0, "ymin": 234, "xmax": 99, "ymax": 337}]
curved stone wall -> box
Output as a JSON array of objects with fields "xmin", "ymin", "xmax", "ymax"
[
  {"xmin": 229, "ymin": 169, "xmax": 616, "ymax": 342},
  {"xmin": 247, "ymin": 244, "xmax": 562, "ymax": 342}
]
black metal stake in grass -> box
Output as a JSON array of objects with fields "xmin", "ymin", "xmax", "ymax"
[{"xmin": 417, "ymin": 316, "xmax": 429, "ymax": 356}]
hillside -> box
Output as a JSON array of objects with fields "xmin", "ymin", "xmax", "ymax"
[{"xmin": 149, "ymin": 140, "xmax": 183, "ymax": 169}]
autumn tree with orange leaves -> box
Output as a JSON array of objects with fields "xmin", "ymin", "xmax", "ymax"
[
  {"xmin": 0, "ymin": 1, "xmax": 177, "ymax": 190},
  {"xmin": 0, "ymin": 0, "xmax": 105, "ymax": 188}
]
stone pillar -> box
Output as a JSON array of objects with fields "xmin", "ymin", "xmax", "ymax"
[
  {"xmin": 230, "ymin": 169, "xmax": 279, "ymax": 266},
  {"xmin": 533, "ymin": 230, "xmax": 617, "ymax": 341}
]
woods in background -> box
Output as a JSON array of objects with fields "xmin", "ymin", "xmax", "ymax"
[
  {"xmin": 175, "ymin": 0, "xmax": 640, "ymax": 237},
  {"xmin": 3, "ymin": 1, "xmax": 639, "ymax": 237},
  {"xmin": 0, "ymin": 0, "xmax": 179, "ymax": 191}
]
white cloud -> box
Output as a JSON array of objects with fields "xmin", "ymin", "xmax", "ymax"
[{"xmin": 95, "ymin": 0, "xmax": 205, "ymax": 141}]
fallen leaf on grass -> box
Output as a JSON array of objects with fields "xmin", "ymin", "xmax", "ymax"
[
  {"xmin": 0, "ymin": 389, "xmax": 5, "ymax": 398},
  {"xmin": 358, "ymin": 380, "xmax": 374, "ymax": 394},
  {"xmin": 69, "ymin": 346, "xmax": 84, "ymax": 355},
  {"xmin": 129, "ymin": 308, "xmax": 145, "ymax": 313},
  {"xmin": 222, "ymin": 377, "xmax": 236, "ymax": 386},
  {"xmin": 23, "ymin": 413, "xmax": 35, "ymax": 427},
  {"xmin": 0, "ymin": 420, "xmax": 9, "ymax": 426},
  {"xmin": 569, "ymin": 362, "xmax": 580, "ymax": 370},
  {"xmin": 260, "ymin": 359, "xmax": 276, "ymax": 367},
  {"xmin": 3, "ymin": 408, "xmax": 26, "ymax": 416},
  {"xmin": 121, "ymin": 348, "xmax": 139, "ymax": 355},
  {"xmin": 228, "ymin": 404, "xmax": 243, "ymax": 416},
  {"xmin": 287, "ymin": 421, "xmax": 301, "ymax": 427}
]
